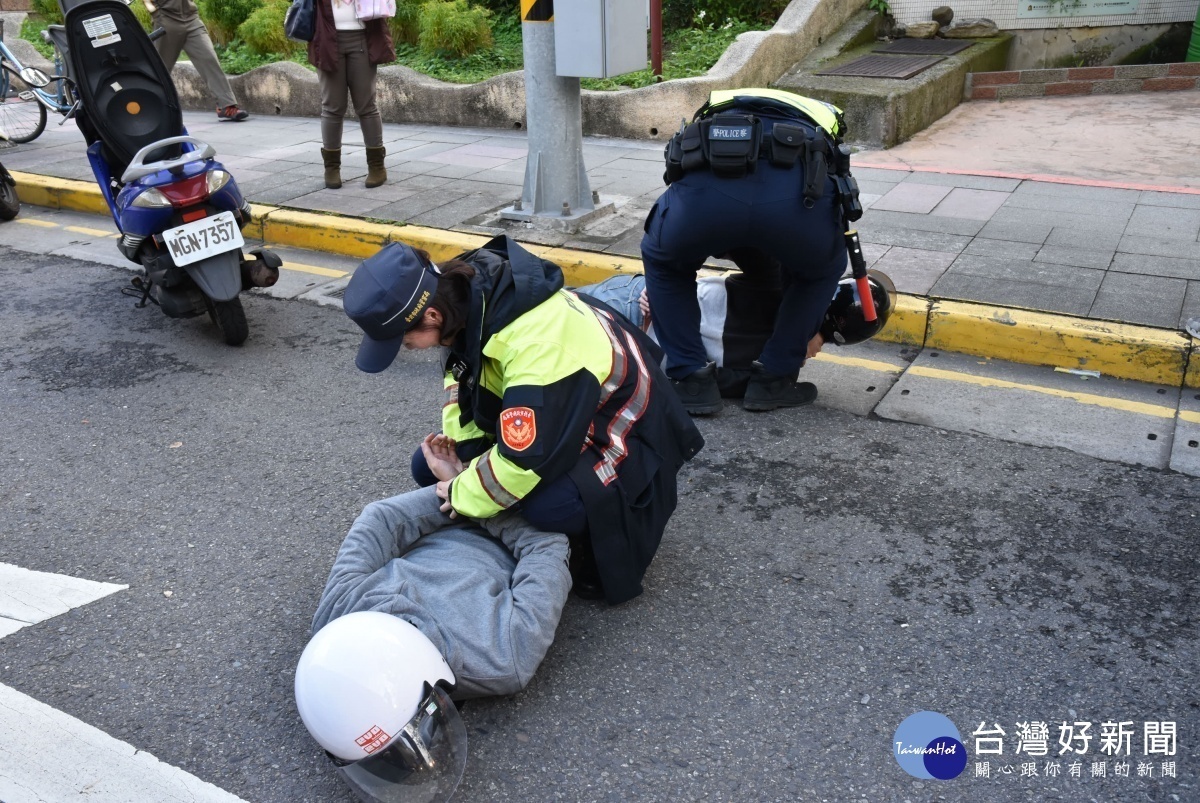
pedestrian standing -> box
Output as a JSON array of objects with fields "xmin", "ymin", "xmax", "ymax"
[
  {"xmin": 641, "ymin": 88, "xmax": 867, "ymax": 414},
  {"xmin": 309, "ymin": 0, "xmax": 395, "ymax": 190},
  {"xmin": 142, "ymin": 0, "xmax": 248, "ymax": 122}
]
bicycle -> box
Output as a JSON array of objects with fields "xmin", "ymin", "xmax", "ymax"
[{"xmin": 0, "ymin": 19, "xmax": 76, "ymax": 144}]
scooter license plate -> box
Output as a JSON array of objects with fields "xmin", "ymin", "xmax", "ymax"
[{"xmin": 163, "ymin": 211, "xmax": 244, "ymax": 268}]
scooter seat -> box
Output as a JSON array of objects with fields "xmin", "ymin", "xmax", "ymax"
[{"xmin": 61, "ymin": 0, "xmax": 182, "ymax": 173}]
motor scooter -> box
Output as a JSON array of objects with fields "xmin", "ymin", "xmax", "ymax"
[
  {"xmin": 0, "ymin": 160, "xmax": 18, "ymax": 220},
  {"xmin": 50, "ymin": 0, "xmax": 279, "ymax": 345}
]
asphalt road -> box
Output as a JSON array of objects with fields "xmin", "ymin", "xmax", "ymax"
[{"xmin": 0, "ymin": 245, "xmax": 1196, "ymax": 802}]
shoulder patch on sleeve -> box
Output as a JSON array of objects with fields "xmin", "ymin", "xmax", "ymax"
[{"xmin": 500, "ymin": 407, "xmax": 537, "ymax": 452}]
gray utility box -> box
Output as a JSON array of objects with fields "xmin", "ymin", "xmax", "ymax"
[{"xmin": 554, "ymin": 0, "xmax": 648, "ymax": 78}]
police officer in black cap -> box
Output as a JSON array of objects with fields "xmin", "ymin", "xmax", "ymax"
[{"xmin": 642, "ymin": 88, "xmax": 866, "ymax": 414}]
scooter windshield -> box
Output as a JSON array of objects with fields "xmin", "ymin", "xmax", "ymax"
[{"xmin": 338, "ymin": 686, "xmax": 468, "ymax": 803}]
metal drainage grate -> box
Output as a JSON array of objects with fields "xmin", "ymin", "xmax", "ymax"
[
  {"xmin": 325, "ymin": 286, "xmax": 346, "ymax": 299},
  {"xmin": 816, "ymin": 54, "xmax": 945, "ymax": 80},
  {"xmin": 875, "ymin": 39, "xmax": 974, "ymax": 56}
]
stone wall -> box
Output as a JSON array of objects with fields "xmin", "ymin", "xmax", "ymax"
[
  {"xmin": 965, "ymin": 62, "xmax": 1200, "ymax": 100},
  {"xmin": 182, "ymin": 0, "xmax": 866, "ymax": 141}
]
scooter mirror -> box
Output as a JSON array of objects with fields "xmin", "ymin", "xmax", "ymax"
[{"xmin": 19, "ymin": 67, "xmax": 51, "ymax": 88}]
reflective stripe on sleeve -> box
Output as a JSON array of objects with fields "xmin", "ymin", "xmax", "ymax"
[
  {"xmin": 591, "ymin": 311, "xmax": 652, "ymax": 486},
  {"xmin": 476, "ymin": 451, "xmax": 521, "ymax": 508}
]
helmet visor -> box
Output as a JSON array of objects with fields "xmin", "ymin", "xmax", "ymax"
[{"xmin": 339, "ymin": 686, "xmax": 467, "ymax": 803}]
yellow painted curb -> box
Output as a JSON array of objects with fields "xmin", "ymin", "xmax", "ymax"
[
  {"xmin": 14, "ymin": 171, "xmax": 1199, "ymax": 388},
  {"xmin": 11, "ymin": 171, "xmax": 108, "ymax": 215},
  {"xmin": 876, "ymin": 294, "xmax": 929, "ymax": 348},
  {"xmin": 927, "ymin": 300, "xmax": 1191, "ymax": 387}
]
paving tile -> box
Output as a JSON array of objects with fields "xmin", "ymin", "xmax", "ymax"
[
  {"xmin": 856, "ymin": 225, "xmax": 972, "ymax": 253},
  {"xmin": 369, "ymin": 192, "xmax": 466, "ymax": 223},
  {"xmin": 1111, "ymin": 252, "xmax": 1200, "ymax": 281},
  {"xmin": 849, "ymin": 167, "xmax": 910, "ymax": 183},
  {"xmin": 861, "ymin": 209, "xmax": 984, "ymax": 236},
  {"xmin": 1011, "ymin": 181, "xmax": 1142, "ymax": 203},
  {"xmin": 411, "ymin": 194, "xmax": 512, "ymax": 229},
  {"xmin": 455, "ymin": 143, "xmax": 527, "ymax": 159},
  {"xmin": 1089, "ymin": 271, "xmax": 1186, "ymax": 328},
  {"xmin": 870, "ymin": 182, "xmax": 953, "ymax": 214},
  {"xmin": 468, "ymin": 167, "xmax": 527, "ymax": 187},
  {"xmin": 393, "ymin": 173, "xmax": 455, "ymax": 190},
  {"xmin": 421, "ymin": 150, "xmax": 509, "ymax": 169},
  {"xmin": 1137, "ymin": 190, "xmax": 1200, "ymax": 210},
  {"xmin": 424, "ymin": 163, "xmax": 491, "ymax": 179},
  {"xmin": 287, "ymin": 190, "xmax": 396, "ymax": 216},
  {"xmin": 1001, "ymin": 193, "xmax": 1135, "ymax": 221},
  {"xmin": 249, "ymin": 178, "xmax": 323, "ymax": 205},
  {"xmin": 1124, "ymin": 205, "xmax": 1200, "ymax": 241},
  {"xmin": 1045, "ymin": 227, "xmax": 1124, "ymax": 252},
  {"xmin": 930, "ymin": 272, "xmax": 1098, "ymax": 316},
  {"xmin": 1182, "ymin": 281, "xmax": 1200, "ymax": 330},
  {"xmin": 869, "ymin": 246, "xmax": 957, "ymax": 295},
  {"xmin": 899, "ymin": 172, "xmax": 1021, "ymax": 192},
  {"xmin": 963, "ymin": 238, "xmax": 1042, "ymax": 260},
  {"xmin": 331, "ymin": 182, "xmax": 421, "ymax": 203},
  {"xmin": 857, "ymin": 179, "xmax": 902, "ymax": 197},
  {"xmin": 392, "ymin": 142, "xmax": 465, "ymax": 161},
  {"xmin": 1033, "ymin": 244, "xmax": 1115, "ymax": 270},
  {"xmin": 989, "ymin": 206, "xmax": 1118, "ymax": 234},
  {"xmin": 945, "ymin": 252, "xmax": 1105, "ymax": 292},
  {"xmin": 1117, "ymin": 234, "xmax": 1200, "ymax": 260},
  {"xmin": 931, "ymin": 188, "xmax": 1010, "ymax": 220}
]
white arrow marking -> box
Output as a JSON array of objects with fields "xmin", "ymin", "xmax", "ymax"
[{"xmin": 0, "ymin": 563, "xmax": 250, "ymax": 803}]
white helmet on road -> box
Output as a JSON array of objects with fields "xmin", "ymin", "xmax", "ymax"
[{"xmin": 295, "ymin": 611, "xmax": 467, "ymax": 803}]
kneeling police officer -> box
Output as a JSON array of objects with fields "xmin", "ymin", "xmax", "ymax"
[{"xmin": 642, "ymin": 88, "xmax": 875, "ymax": 414}]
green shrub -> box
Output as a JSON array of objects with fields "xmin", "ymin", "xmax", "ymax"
[
  {"xmin": 662, "ymin": 0, "xmax": 787, "ymax": 32},
  {"xmin": 130, "ymin": 0, "xmax": 154, "ymax": 32},
  {"xmin": 198, "ymin": 0, "xmax": 260, "ymax": 45},
  {"xmin": 418, "ymin": 0, "xmax": 492, "ymax": 58},
  {"xmin": 390, "ymin": 0, "xmax": 423, "ymax": 46},
  {"xmin": 239, "ymin": 0, "xmax": 299, "ymax": 56},
  {"xmin": 30, "ymin": 0, "xmax": 62, "ymax": 25}
]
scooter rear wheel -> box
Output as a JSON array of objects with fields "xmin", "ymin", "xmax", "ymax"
[
  {"xmin": 0, "ymin": 177, "xmax": 17, "ymax": 221},
  {"xmin": 204, "ymin": 296, "xmax": 248, "ymax": 346}
]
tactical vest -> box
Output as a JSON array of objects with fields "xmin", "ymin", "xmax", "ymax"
[{"xmin": 663, "ymin": 88, "xmax": 862, "ymax": 222}]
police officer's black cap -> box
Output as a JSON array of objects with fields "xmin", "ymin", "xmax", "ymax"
[{"xmin": 343, "ymin": 242, "xmax": 441, "ymax": 374}]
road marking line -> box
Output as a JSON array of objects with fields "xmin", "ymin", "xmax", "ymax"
[
  {"xmin": 15, "ymin": 218, "xmax": 58, "ymax": 228},
  {"xmin": 0, "ymin": 683, "xmax": 249, "ymax": 803},
  {"xmin": 908, "ymin": 365, "xmax": 1177, "ymax": 419},
  {"xmin": 0, "ymin": 564, "xmax": 249, "ymax": 802},
  {"xmin": 811, "ymin": 352, "xmax": 905, "ymax": 373},
  {"xmin": 281, "ymin": 261, "xmax": 348, "ymax": 278},
  {"xmin": 65, "ymin": 225, "xmax": 117, "ymax": 238},
  {"xmin": 0, "ymin": 562, "xmax": 126, "ymax": 636},
  {"xmin": 1180, "ymin": 410, "xmax": 1200, "ymax": 424}
]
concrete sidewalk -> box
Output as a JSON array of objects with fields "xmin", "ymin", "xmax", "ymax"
[{"xmin": 2, "ymin": 92, "xmax": 1199, "ymax": 385}]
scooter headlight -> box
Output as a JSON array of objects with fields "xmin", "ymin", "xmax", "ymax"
[
  {"xmin": 131, "ymin": 187, "xmax": 172, "ymax": 208},
  {"xmin": 206, "ymin": 170, "xmax": 232, "ymax": 194}
]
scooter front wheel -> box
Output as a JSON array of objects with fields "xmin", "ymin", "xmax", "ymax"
[
  {"xmin": 0, "ymin": 177, "xmax": 18, "ymax": 221},
  {"xmin": 204, "ymin": 296, "xmax": 248, "ymax": 346}
]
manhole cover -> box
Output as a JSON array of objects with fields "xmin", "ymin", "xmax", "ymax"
[
  {"xmin": 816, "ymin": 54, "xmax": 945, "ymax": 79},
  {"xmin": 875, "ymin": 39, "xmax": 974, "ymax": 56}
]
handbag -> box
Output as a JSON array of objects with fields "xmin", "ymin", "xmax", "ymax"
[
  {"xmin": 285, "ymin": 0, "xmax": 316, "ymax": 42},
  {"xmin": 354, "ymin": 0, "xmax": 396, "ymax": 21}
]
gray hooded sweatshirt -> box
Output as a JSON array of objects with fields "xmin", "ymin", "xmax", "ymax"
[{"xmin": 311, "ymin": 487, "xmax": 571, "ymax": 699}]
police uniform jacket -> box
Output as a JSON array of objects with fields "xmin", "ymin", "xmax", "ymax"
[{"xmin": 443, "ymin": 235, "xmax": 705, "ymax": 604}]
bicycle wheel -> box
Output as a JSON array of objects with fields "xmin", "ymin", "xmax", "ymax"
[{"xmin": 0, "ymin": 65, "xmax": 48, "ymax": 144}]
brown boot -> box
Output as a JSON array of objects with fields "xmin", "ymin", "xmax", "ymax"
[
  {"xmin": 321, "ymin": 148, "xmax": 342, "ymax": 190},
  {"xmin": 365, "ymin": 145, "xmax": 387, "ymax": 188}
]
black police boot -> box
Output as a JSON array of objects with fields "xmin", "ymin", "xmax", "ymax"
[
  {"xmin": 742, "ymin": 361, "xmax": 818, "ymax": 412},
  {"xmin": 568, "ymin": 533, "xmax": 605, "ymax": 601},
  {"xmin": 671, "ymin": 361, "xmax": 721, "ymax": 415}
]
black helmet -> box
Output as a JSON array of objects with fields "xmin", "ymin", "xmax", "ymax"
[{"xmin": 820, "ymin": 270, "xmax": 895, "ymax": 346}]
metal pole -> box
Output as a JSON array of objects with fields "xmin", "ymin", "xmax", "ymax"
[
  {"xmin": 650, "ymin": 0, "xmax": 662, "ymax": 80},
  {"xmin": 515, "ymin": 0, "xmax": 593, "ymax": 217}
]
